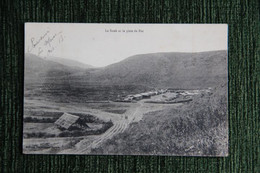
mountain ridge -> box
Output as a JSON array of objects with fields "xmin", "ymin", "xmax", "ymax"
[
  {"xmin": 24, "ymin": 53, "xmax": 86, "ymax": 82},
  {"xmin": 25, "ymin": 50, "xmax": 228, "ymax": 89},
  {"xmin": 86, "ymin": 50, "xmax": 227, "ymax": 88}
]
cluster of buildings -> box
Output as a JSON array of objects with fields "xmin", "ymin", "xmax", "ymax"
[{"xmin": 123, "ymin": 89, "xmax": 168, "ymax": 102}]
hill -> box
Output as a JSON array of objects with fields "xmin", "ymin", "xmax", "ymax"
[
  {"xmin": 81, "ymin": 50, "xmax": 227, "ymax": 88},
  {"xmin": 25, "ymin": 50, "xmax": 228, "ymax": 89},
  {"xmin": 24, "ymin": 53, "xmax": 86, "ymax": 83},
  {"xmin": 46, "ymin": 56, "xmax": 94, "ymax": 69},
  {"xmin": 91, "ymin": 81, "xmax": 228, "ymax": 156}
]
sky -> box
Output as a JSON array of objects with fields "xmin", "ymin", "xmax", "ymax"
[{"xmin": 25, "ymin": 23, "xmax": 228, "ymax": 67}]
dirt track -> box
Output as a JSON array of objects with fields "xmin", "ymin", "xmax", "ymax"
[
  {"xmin": 62, "ymin": 102, "xmax": 144, "ymax": 154},
  {"xmin": 62, "ymin": 99, "xmax": 181, "ymax": 154},
  {"xmin": 25, "ymin": 96, "xmax": 181, "ymax": 154}
]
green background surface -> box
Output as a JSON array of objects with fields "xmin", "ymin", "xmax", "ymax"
[{"xmin": 0, "ymin": 0, "xmax": 259, "ymax": 172}]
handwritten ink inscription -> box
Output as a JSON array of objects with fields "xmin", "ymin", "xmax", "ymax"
[{"xmin": 28, "ymin": 31, "xmax": 64, "ymax": 56}]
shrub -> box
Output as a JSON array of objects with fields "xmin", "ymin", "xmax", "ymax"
[
  {"xmin": 25, "ymin": 132, "xmax": 56, "ymax": 138},
  {"xmin": 24, "ymin": 117, "xmax": 58, "ymax": 123}
]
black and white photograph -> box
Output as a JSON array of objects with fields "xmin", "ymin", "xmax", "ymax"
[{"xmin": 23, "ymin": 23, "xmax": 228, "ymax": 156}]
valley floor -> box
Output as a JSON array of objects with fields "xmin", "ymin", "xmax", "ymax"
[
  {"xmin": 23, "ymin": 94, "xmax": 183, "ymax": 154},
  {"xmin": 23, "ymin": 86, "xmax": 227, "ymax": 156}
]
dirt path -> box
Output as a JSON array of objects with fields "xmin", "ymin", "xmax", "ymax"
[
  {"xmin": 27, "ymin": 97, "xmax": 181, "ymax": 154},
  {"xmin": 71, "ymin": 121, "xmax": 126, "ymax": 154},
  {"xmin": 64, "ymin": 100, "xmax": 181, "ymax": 154},
  {"xmin": 66, "ymin": 103, "xmax": 143, "ymax": 154}
]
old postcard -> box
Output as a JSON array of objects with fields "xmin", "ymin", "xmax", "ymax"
[{"xmin": 23, "ymin": 23, "xmax": 228, "ymax": 156}]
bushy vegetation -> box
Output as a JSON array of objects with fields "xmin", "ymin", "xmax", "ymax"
[
  {"xmin": 58, "ymin": 121, "xmax": 113, "ymax": 137},
  {"xmin": 24, "ymin": 117, "xmax": 58, "ymax": 123},
  {"xmin": 92, "ymin": 82, "xmax": 228, "ymax": 156},
  {"xmin": 24, "ymin": 132, "xmax": 56, "ymax": 138},
  {"xmin": 68, "ymin": 112, "xmax": 104, "ymax": 123}
]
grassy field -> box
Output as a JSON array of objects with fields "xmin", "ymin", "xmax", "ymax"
[
  {"xmin": 91, "ymin": 82, "xmax": 228, "ymax": 156},
  {"xmin": 23, "ymin": 81, "xmax": 227, "ymax": 155}
]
